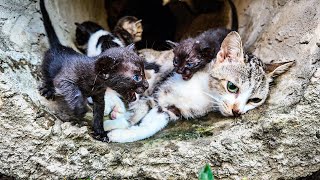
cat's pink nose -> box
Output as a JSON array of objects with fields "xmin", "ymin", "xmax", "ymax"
[{"xmin": 232, "ymin": 109, "xmax": 241, "ymax": 117}]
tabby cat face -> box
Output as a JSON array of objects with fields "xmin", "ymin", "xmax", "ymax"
[{"xmin": 209, "ymin": 32, "xmax": 294, "ymax": 117}]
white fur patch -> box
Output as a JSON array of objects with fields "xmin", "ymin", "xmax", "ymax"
[
  {"xmin": 112, "ymin": 38, "xmax": 124, "ymax": 47},
  {"xmin": 103, "ymin": 88, "xmax": 126, "ymax": 116},
  {"xmin": 87, "ymin": 30, "xmax": 110, "ymax": 57},
  {"xmin": 157, "ymin": 70, "xmax": 213, "ymax": 119},
  {"xmin": 104, "ymin": 117, "xmax": 130, "ymax": 131},
  {"xmin": 108, "ymin": 108, "xmax": 169, "ymax": 142}
]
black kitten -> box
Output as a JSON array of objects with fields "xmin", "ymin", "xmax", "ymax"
[
  {"xmin": 39, "ymin": 0, "xmax": 148, "ymax": 141},
  {"xmin": 168, "ymin": 0, "xmax": 238, "ymax": 80}
]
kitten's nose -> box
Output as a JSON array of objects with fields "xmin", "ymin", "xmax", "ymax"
[{"xmin": 232, "ymin": 109, "xmax": 241, "ymax": 117}]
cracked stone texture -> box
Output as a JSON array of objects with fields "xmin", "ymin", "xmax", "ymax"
[{"xmin": 0, "ymin": 0, "xmax": 319, "ymax": 179}]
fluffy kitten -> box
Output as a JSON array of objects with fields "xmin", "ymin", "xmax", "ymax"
[
  {"xmin": 105, "ymin": 31, "xmax": 294, "ymax": 142},
  {"xmin": 75, "ymin": 16, "xmax": 142, "ymax": 57},
  {"xmin": 39, "ymin": 0, "xmax": 148, "ymax": 141},
  {"xmin": 168, "ymin": 0, "xmax": 238, "ymax": 80}
]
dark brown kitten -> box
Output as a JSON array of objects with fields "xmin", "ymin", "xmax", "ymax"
[
  {"xmin": 168, "ymin": 0, "xmax": 238, "ymax": 80},
  {"xmin": 39, "ymin": 0, "xmax": 148, "ymax": 141}
]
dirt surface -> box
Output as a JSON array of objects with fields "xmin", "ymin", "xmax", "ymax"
[{"xmin": 0, "ymin": 0, "xmax": 319, "ymax": 179}]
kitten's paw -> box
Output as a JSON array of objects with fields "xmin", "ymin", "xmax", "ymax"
[
  {"xmin": 39, "ymin": 86, "xmax": 55, "ymax": 100},
  {"xmin": 110, "ymin": 105, "xmax": 126, "ymax": 119},
  {"xmin": 92, "ymin": 130, "xmax": 109, "ymax": 142},
  {"xmin": 103, "ymin": 118, "xmax": 130, "ymax": 131},
  {"xmin": 103, "ymin": 89, "xmax": 126, "ymax": 116},
  {"xmin": 105, "ymin": 100, "xmax": 127, "ymax": 117}
]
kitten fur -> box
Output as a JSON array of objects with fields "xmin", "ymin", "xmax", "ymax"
[
  {"xmin": 101, "ymin": 49, "xmax": 175, "ymax": 121},
  {"xmin": 167, "ymin": 0, "xmax": 238, "ymax": 81},
  {"xmin": 75, "ymin": 19, "xmax": 172, "ymax": 118},
  {"xmin": 75, "ymin": 16, "xmax": 142, "ymax": 57},
  {"xmin": 39, "ymin": 0, "xmax": 148, "ymax": 141},
  {"xmin": 105, "ymin": 31, "xmax": 294, "ymax": 142}
]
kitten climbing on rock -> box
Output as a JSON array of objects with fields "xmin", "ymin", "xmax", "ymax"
[
  {"xmin": 75, "ymin": 16, "xmax": 142, "ymax": 56},
  {"xmin": 168, "ymin": 0, "xmax": 238, "ymax": 80},
  {"xmin": 105, "ymin": 31, "xmax": 294, "ymax": 142},
  {"xmin": 75, "ymin": 16, "xmax": 172, "ymax": 119},
  {"xmin": 38, "ymin": 0, "xmax": 148, "ymax": 141}
]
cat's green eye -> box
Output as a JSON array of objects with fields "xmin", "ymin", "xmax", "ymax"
[{"xmin": 227, "ymin": 81, "xmax": 239, "ymax": 93}]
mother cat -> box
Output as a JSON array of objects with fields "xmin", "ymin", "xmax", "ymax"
[{"xmin": 105, "ymin": 31, "xmax": 294, "ymax": 143}]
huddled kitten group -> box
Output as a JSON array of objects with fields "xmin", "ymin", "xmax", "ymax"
[{"xmin": 39, "ymin": 0, "xmax": 294, "ymax": 142}]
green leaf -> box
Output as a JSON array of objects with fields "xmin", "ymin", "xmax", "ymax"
[{"xmin": 199, "ymin": 164, "xmax": 214, "ymax": 180}]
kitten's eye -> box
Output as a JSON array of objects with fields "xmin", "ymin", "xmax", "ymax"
[
  {"xmin": 173, "ymin": 58, "xmax": 179, "ymax": 66},
  {"xmin": 227, "ymin": 81, "xmax": 239, "ymax": 93},
  {"xmin": 186, "ymin": 62, "xmax": 196, "ymax": 68},
  {"xmin": 186, "ymin": 62, "xmax": 193, "ymax": 68},
  {"xmin": 133, "ymin": 74, "xmax": 142, "ymax": 82},
  {"xmin": 248, "ymin": 98, "xmax": 262, "ymax": 104}
]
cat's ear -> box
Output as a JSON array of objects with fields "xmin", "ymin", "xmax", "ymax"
[
  {"xmin": 95, "ymin": 56, "xmax": 120, "ymax": 75},
  {"xmin": 266, "ymin": 61, "xmax": 295, "ymax": 79},
  {"xmin": 166, "ymin": 40, "xmax": 179, "ymax": 48},
  {"xmin": 216, "ymin": 31, "xmax": 244, "ymax": 64}
]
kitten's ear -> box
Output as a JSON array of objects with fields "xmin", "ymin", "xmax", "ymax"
[
  {"xmin": 127, "ymin": 43, "xmax": 136, "ymax": 51},
  {"xmin": 75, "ymin": 22, "xmax": 86, "ymax": 32},
  {"xmin": 95, "ymin": 56, "xmax": 120, "ymax": 74},
  {"xmin": 266, "ymin": 61, "xmax": 295, "ymax": 79},
  {"xmin": 216, "ymin": 31, "xmax": 244, "ymax": 64},
  {"xmin": 166, "ymin": 40, "xmax": 179, "ymax": 48},
  {"xmin": 135, "ymin": 19, "xmax": 142, "ymax": 24}
]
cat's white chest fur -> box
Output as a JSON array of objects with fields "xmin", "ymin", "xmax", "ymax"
[{"xmin": 157, "ymin": 72, "xmax": 212, "ymax": 119}]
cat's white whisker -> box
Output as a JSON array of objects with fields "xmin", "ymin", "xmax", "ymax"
[{"xmin": 202, "ymin": 91, "xmax": 220, "ymax": 102}]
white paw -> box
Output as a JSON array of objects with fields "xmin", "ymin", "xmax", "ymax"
[
  {"xmin": 103, "ymin": 118, "xmax": 130, "ymax": 131},
  {"xmin": 104, "ymin": 89, "xmax": 127, "ymax": 116},
  {"xmin": 107, "ymin": 129, "xmax": 136, "ymax": 143}
]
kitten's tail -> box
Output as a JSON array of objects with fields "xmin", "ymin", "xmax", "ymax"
[
  {"xmin": 40, "ymin": 0, "xmax": 60, "ymax": 47},
  {"xmin": 227, "ymin": 0, "xmax": 238, "ymax": 31}
]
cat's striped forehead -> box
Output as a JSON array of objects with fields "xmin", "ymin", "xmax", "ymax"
[{"xmin": 211, "ymin": 52, "xmax": 269, "ymax": 98}]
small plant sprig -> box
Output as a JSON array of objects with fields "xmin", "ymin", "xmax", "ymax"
[{"xmin": 199, "ymin": 164, "xmax": 214, "ymax": 180}]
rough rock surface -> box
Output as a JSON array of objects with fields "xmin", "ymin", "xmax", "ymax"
[{"xmin": 0, "ymin": 0, "xmax": 319, "ymax": 179}]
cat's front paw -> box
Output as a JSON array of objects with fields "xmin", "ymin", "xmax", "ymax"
[
  {"xmin": 39, "ymin": 85, "xmax": 55, "ymax": 100},
  {"xmin": 92, "ymin": 130, "xmax": 109, "ymax": 142},
  {"xmin": 108, "ymin": 129, "xmax": 135, "ymax": 143},
  {"xmin": 103, "ymin": 117, "xmax": 130, "ymax": 131},
  {"xmin": 104, "ymin": 89, "xmax": 126, "ymax": 116},
  {"xmin": 110, "ymin": 105, "xmax": 126, "ymax": 119}
]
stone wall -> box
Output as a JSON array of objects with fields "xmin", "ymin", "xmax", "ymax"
[{"xmin": 0, "ymin": 0, "xmax": 319, "ymax": 179}]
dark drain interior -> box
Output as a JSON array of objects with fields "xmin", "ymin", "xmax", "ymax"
[{"xmin": 47, "ymin": 0, "xmax": 235, "ymax": 50}]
